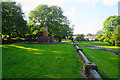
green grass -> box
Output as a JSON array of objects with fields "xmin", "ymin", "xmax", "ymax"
[
  {"xmin": 2, "ymin": 44, "xmax": 83, "ymax": 78},
  {"xmin": 62, "ymin": 39, "xmax": 72, "ymax": 42},
  {"xmin": 78, "ymin": 45, "xmax": 118, "ymax": 78}
]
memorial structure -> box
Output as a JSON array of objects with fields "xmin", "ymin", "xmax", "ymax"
[{"xmin": 37, "ymin": 22, "xmax": 53, "ymax": 42}]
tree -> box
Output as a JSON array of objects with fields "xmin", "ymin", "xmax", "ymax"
[
  {"xmin": 96, "ymin": 30, "xmax": 103, "ymax": 41},
  {"xmin": 111, "ymin": 26, "xmax": 120, "ymax": 46},
  {"xmin": 102, "ymin": 16, "xmax": 120, "ymax": 44},
  {"xmin": 86, "ymin": 33, "xmax": 92, "ymax": 36},
  {"xmin": 2, "ymin": 1, "xmax": 28, "ymax": 40},
  {"xmin": 76, "ymin": 34, "xmax": 85, "ymax": 41},
  {"xmin": 28, "ymin": 5, "xmax": 70, "ymax": 42}
]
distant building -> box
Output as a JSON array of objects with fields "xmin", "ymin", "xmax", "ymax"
[
  {"xmin": 72, "ymin": 35, "xmax": 77, "ymax": 40},
  {"xmin": 84, "ymin": 36, "xmax": 97, "ymax": 41}
]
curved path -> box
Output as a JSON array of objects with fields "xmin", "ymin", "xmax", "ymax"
[
  {"xmin": 89, "ymin": 43, "xmax": 120, "ymax": 55},
  {"xmin": 76, "ymin": 43, "xmax": 119, "ymax": 55}
]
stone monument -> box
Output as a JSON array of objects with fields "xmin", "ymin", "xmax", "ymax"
[{"xmin": 37, "ymin": 22, "xmax": 53, "ymax": 42}]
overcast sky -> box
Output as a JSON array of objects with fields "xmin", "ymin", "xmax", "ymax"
[{"xmin": 15, "ymin": 0, "xmax": 119, "ymax": 35}]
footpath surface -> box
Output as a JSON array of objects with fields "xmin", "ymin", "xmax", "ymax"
[
  {"xmin": 89, "ymin": 43, "xmax": 120, "ymax": 55},
  {"xmin": 77, "ymin": 43, "xmax": 120, "ymax": 55}
]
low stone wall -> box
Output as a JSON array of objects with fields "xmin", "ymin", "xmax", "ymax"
[
  {"xmin": 37, "ymin": 36, "xmax": 53, "ymax": 42},
  {"xmin": 73, "ymin": 41, "xmax": 102, "ymax": 80}
]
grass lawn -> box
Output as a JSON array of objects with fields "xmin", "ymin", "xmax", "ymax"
[
  {"xmin": 78, "ymin": 45, "xmax": 118, "ymax": 78},
  {"xmin": 2, "ymin": 44, "xmax": 83, "ymax": 78},
  {"xmin": 75, "ymin": 41, "xmax": 120, "ymax": 51},
  {"xmin": 62, "ymin": 39, "xmax": 72, "ymax": 42}
]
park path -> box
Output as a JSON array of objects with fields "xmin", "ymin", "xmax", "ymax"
[
  {"xmin": 89, "ymin": 43, "xmax": 120, "ymax": 55},
  {"xmin": 77, "ymin": 43, "xmax": 101, "ymax": 49},
  {"xmin": 76, "ymin": 43, "xmax": 120, "ymax": 55}
]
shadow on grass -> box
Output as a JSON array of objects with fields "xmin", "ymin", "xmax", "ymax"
[{"xmin": 2, "ymin": 44, "xmax": 83, "ymax": 78}]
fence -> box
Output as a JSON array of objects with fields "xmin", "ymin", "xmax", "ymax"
[{"xmin": 73, "ymin": 41, "xmax": 102, "ymax": 80}]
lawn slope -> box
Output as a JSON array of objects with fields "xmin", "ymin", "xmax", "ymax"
[
  {"xmin": 78, "ymin": 45, "xmax": 118, "ymax": 78},
  {"xmin": 2, "ymin": 44, "xmax": 83, "ymax": 78}
]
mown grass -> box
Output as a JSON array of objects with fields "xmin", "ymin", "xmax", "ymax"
[
  {"xmin": 62, "ymin": 39, "xmax": 72, "ymax": 42},
  {"xmin": 78, "ymin": 45, "xmax": 118, "ymax": 79},
  {"xmin": 2, "ymin": 44, "xmax": 83, "ymax": 78}
]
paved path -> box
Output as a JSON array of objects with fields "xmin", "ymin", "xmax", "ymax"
[
  {"xmin": 89, "ymin": 43, "xmax": 120, "ymax": 55},
  {"xmin": 77, "ymin": 43, "xmax": 101, "ymax": 49},
  {"xmin": 76, "ymin": 43, "xmax": 119, "ymax": 55}
]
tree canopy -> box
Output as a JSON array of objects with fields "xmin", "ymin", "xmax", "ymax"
[
  {"xmin": 2, "ymin": 1, "xmax": 28, "ymax": 39},
  {"xmin": 96, "ymin": 16, "xmax": 120, "ymax": 46},
  {"xmin": 76, "ymin": 34, "xmax": 85, "ymax": 41},
  {"xmin": 28, "ymin": 5, "xmax": 71, "ymax": 41}
]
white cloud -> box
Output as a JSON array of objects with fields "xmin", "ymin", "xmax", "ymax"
[
  {"xmin": 15, "ymin": 0, "xmax": 66, "ymax": 20},
  {"xmin": 73, "ymin": 0, "xmax": 119, "ymax": 6},
  {"xmin": 102, "ymin": 0, "xmax": 119, "ymax": 6},
  {"xmin": 74, "ymin": 0, "xmax": 86, "ymax": 2}
]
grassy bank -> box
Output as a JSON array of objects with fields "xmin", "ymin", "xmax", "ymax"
[
  {"xmin": 2, "ymin": 44, "xmax": 82, "ymax": 78},
  {"xmin": 77, "ymin": 45, "xmax": 118, "ymax": 78}
]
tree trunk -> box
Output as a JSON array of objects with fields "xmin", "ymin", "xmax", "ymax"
[
  {"xmin": 115, "ymin": 41, "xmax": 118, "ymax": 47},
  {"xmin": 8, "ymin": 33, "xmax": 11, "ymax": 40},
  {"xmin": 58, "ymin": 37, "xmax": 61, "ymax": 42},
  {"xmin": 113, "ymin": 41, "xmax": 115, "ymax": 46}
]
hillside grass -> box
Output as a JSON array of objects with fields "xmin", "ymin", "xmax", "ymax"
[
  {"xmin": 2, "ymin": 44, "xmax": 83, "ymax": 78},
  {"xmin": 77, "ymin": 45, "xmax": 118, "ymax": 78}
]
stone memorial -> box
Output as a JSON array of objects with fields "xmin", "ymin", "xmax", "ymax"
[{"xmin": 37, "ymin": 22, "xmax": 53, "ymax": 42}]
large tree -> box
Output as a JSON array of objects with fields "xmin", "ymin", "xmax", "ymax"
[
  {"xmin": 76, "ymin": 34, "xmax": 85, "ymax": 41},
  {"xmin": 96, "ymin": 30, "xmax": 103, "ymax": 41},
  {"xmin": 86, "ymin": 33, "xmax": 92, "ymax": 36},
  {"xmin": 111, "ymin": 26, "xmax": 120, "ymax": 46},
  {"xmin": 102, "ymin": 16, "xmax": 120, "ymax": 44},
  {"xmin": 2, "ymin": 1, "xmax": 28, "ymax": 39},
  {"xmin": 28, "ymin": 5, "xmax": 70, "ymax": 41}
]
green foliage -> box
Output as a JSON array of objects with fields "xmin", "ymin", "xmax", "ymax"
[
  {"xmin": 96, "ymin": 30, "xmax": 103, "ymax": 40},
  {"xmin": 28, "ymin": 5, "xmax": 71, "ymax": 41},
  {"xmin": 102, "ymin": 16, "xmax": 120, "ymax": 44},
  {"xmin": 111, "ymin": 26, "xmax": 120, "ymax": 46},
  {"xmin": 96, "ymin": 16, "xmax": 120, "ymax": 46},
  {"xmin": 76, "ymin": 34, "xmax": 85, "ymax": 41},
  {"xmin": 2, "ymin": 1, "xmax": 28, "ymax": 39},
  {"xmin": 2, "ymin": 44, "xmax": 83, "ymax": 78},
  {"xmin": 86, "ymin": 33, "xmax": 92, "ymax": 36}
]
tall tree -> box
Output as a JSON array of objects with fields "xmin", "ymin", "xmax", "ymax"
[
  {"xmin": 96, "ymin": 30, "xmax": 103, "ymax": 41},
  {"xmin": 86, "ymin": 33, "xmax": 92, "ymax": 36},
  {"xmin": 28, "ymin": 5, "xmax": 70, "ymax": 41},
  {"xmin": 76, "ymin": 34, "xmax": 85, "ymax": 41},
  {"xmin": 102, "ymin": 16, "xmax": 120, "ymax": 44},
  {"xmin": 111, "ymin": 26, "xmax": 120, "ymax": 46},
  {"xmin": 2, "ymin": 1, "xmax": 28, "ymax": 39}
]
